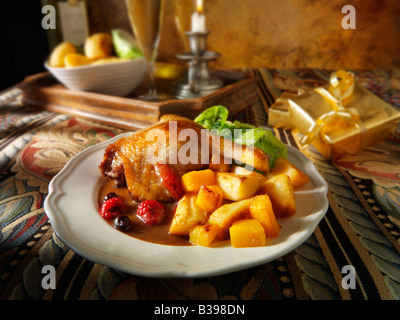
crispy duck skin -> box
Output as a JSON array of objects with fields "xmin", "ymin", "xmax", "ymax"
[{"xmin": 99, "ymin": 115, "xmax": 269, "ymax": 202}]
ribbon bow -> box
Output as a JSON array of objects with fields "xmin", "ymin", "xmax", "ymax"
[{"xmin": 300, "ymin": 70, "xmax": 361, "ymax": 149}]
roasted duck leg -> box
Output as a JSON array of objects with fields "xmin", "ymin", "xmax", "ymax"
[{"xmin": 99, "ymin": 115, "xmax": 269, "ymax": 202}]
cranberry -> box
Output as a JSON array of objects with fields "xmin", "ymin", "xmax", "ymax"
[
  {"xmin": 136, "ymin": 200, "xmax": 165, "ymax": 226},
  {"xmin": 104, "ymin": 192, "xmax": 118, "ymax": 202},
  {"xmin": 114, "ymin": 215, "xmax": 131, "ymax": 231}
]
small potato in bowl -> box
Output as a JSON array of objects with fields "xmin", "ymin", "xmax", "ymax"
[
  {"xmin": 48, "ymin": 41, "xmax": 77, "ymax": 68},
  {"xmin": 64, "ymin": 53, "xmax": 92, "ymax": 68},
  {"xmin": 84, "ymin": 33, "xmax": 113, "ymax": 60}
]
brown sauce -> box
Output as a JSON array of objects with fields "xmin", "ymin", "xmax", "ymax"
[{"xmin": 97, "ymin": 177, "xmax": 191, "ymax": 246}]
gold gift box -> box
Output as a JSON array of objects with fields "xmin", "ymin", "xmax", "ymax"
[
  {"xmin": 269, "ymin": 73, "xmax": 400, "ymax": 162},
  {"xmin": 268, "ymin": 92, "xmax": 296, "ymax": 130}
]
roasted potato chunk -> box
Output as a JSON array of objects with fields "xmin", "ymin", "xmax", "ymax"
[
  {"xmin": 195, "ymin": 185, "xmax": 224, "ymax": 214},
  {"xmin": 259, "ymin": 174, "xmax": 296, "ymax": 217},
  {"xmin": 229, "ymin": 219, "xmax": 266, "ymax": 248},
  {"xmin": 250, "ymin": 195, "xmax": 281, "ymax": 238},
  {"xmin": 231, "ymin": 165, "xmax": 267, "ymax": 182},
  {"xmin": 189, "ymin": 224, "xmax": 220, "ymax": 246},
  {"xmin": 208, "ymin": 198, "xmax": 253, "ymax": 237},
  {"xmin": 208, "ymin": 153, "xmax": 231, "ymax": 172},
  {"xmin": 268, "ymin": 158, "xmax": 310, "ymax": 188},
  {"xmin": 230, "ymin": 165, "xmax": 253, "ymax": 175},
  {"xmin": 216, "ymin": 172, "xmax": 263, "ymax": 201},
  {"xmin": 169, "ymin": 193, "xmax": 208, "ymax": 236},
  {"xmin": 232, "ymin": 144, "xmax": 270, "ymax": 174},
  {"xmin": 181, "ymin": 169, "xmax": 216, "ymax": 192}
]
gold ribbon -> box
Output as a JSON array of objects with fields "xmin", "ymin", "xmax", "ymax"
[{"xmin": 300, "ymin": 70, "xmax": 361, "ymax": 149}]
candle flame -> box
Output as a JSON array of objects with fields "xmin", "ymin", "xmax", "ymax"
[{"xmin": 196, "ymin": 0, "xmax": 203, "ymax": 14}]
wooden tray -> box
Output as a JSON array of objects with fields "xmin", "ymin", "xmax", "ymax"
[{"xmin": 19, "ymin": 69, "xmax": 259, "ymax": 130}]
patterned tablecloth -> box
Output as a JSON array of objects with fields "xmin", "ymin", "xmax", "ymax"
[{"xmin": 0, "ymin": 69, "xmax": 399, "ymax": 301}]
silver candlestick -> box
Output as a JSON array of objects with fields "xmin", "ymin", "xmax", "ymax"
[{"xmin": 173, "ymin": 31, "xmax": 223, "ymax": 99}]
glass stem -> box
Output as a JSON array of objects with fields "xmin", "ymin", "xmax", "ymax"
[{"xmin": 147, "ymin": 59, "xmax": 157, "ymax": 98}]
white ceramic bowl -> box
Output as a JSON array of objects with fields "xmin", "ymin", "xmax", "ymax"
[{"xmin": 45, "ymin": 58, "xmax": 147, "ymax": 97}]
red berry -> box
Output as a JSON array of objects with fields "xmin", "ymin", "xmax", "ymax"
[
  {"xmin": 136, "ymin": 200, "xmax": 165, "ymax": 226},
  {"xmin": 100, "ymin": 196, "xmax": 127, "ymax": 219},
  {"xmin": 154, "ymin": 163, "xmax": 183, "ymax": 201}
]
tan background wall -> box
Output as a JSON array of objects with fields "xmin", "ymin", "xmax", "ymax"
[{"xmin": 86, "ymin": 0, "xmax": 400, "ymax": 70}]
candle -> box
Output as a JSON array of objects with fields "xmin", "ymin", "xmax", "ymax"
[{"xmin": 191, "ymin": 0, "xmax": 206, "ymax": 32}]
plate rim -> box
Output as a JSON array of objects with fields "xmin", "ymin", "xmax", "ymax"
[{"xmin": 44, "ymin": 132, "xmax": 329, "ymax": 278}]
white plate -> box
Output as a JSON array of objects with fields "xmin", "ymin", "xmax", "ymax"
[{"xmin": 44, "ymin": 133, "xmax": 329, "ymax": 278}]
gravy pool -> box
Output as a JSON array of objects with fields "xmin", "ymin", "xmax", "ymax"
[{"xmin": 98, "ymin": 177, "xmax": 190, "ymax": 246}]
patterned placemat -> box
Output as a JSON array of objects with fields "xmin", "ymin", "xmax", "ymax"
[{"xmin": 1, "ymin": 69, "xmax": 400, "ymax": 300}]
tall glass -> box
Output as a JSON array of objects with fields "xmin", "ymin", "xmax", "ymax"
[
  {"xmin": 171, "ymin": 0, "xmax": 192, "ymax": 50},
  {"xmin": 125, "ymin": 0, "xmax": 164, "ymax": 100}
]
